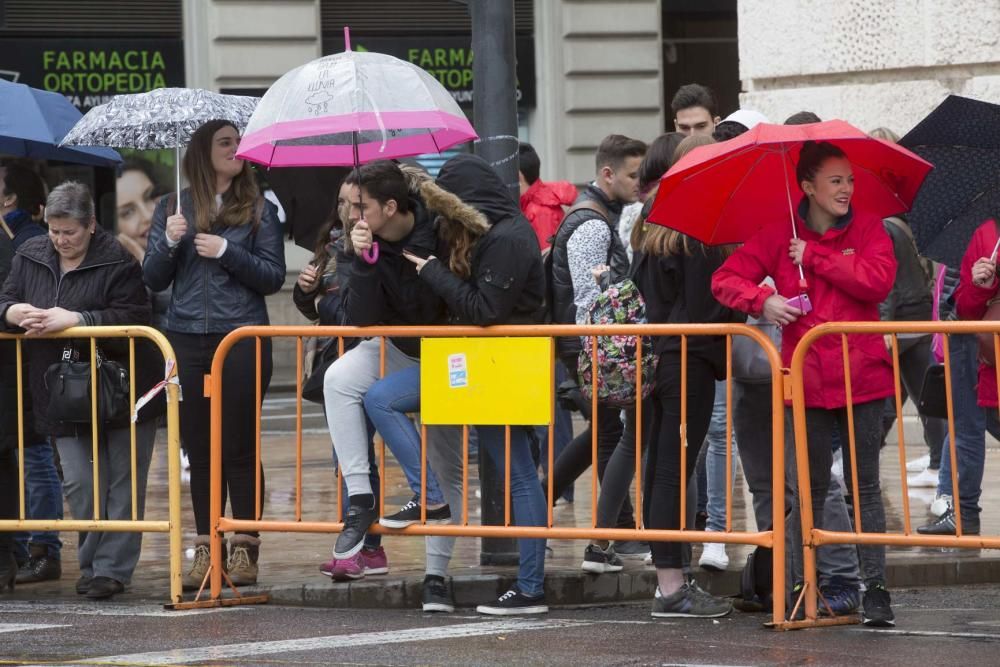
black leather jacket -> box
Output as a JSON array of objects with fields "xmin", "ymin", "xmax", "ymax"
[{"xmin": 143, "ymin": 189, "xmax": 286, "ymax": 334}]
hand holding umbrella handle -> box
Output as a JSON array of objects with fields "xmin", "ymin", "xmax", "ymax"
[{"xmin": 362, "ymin": 241, "xmax": 379, "ymax": 264}]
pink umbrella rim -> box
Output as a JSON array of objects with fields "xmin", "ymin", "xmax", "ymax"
[{"xmin": 238, "ymin": 110, "xmax": 476, "ymax": 153}]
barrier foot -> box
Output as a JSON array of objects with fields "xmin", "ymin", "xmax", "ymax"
[
  {"xmin": 764, "ymin": 582, "xmax": 861, "ymax": 631},
  {"xmin": 165, "ymin": 594, "xmax": 270, "ymax": 611},
  {"xmin": 163, "ymin": 564, "xmax": 271, "ymax": 611},
  {"xmin": 767, "ymin": 615, "xmax": 861, "ymax": 631}
]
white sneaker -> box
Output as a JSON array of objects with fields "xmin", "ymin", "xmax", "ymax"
[
  {"xmin": 180, "ymin": 449, "xmax": 191, "ymax": 471},
  {"xmin": 698, "ymin": 541, "xmax": 729, "ymax": 572},
  {"xmin": 906, "ymin": 454, "xmax": 931, "ymax": 472},
  {"xmin": 930, "ymin": 494, "xmax": 952, "ymax": 518},
  {"xmin": 907, "ymin": 467, "xmax": 939, "ymax": 488}
]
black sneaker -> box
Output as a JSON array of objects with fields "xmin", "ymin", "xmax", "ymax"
[
  {"xmin": 15, "ymin": 550, "xmax": 61, "ymax": 584},
  {"xmin": 581, "ymin": 544, "xmax": 624, "ymax": 574},
  {"xmin": 422, "ymin": 575, "xmax": 454, "ymax": 613},
  {"xmin": 612, "ymin": 540, "xmax": 651, "ymax": 560},
  {"xmin": 75, "ymin": 575, "xmax": 93, "ymax": 595},
  {"xmin": 334, "ymin": 503, "xmax": 379, "ymax": 559},
  {"xmin": 476, "ymin": 588, "xmax": 548, "ymax": 615},
  {"xmin": 86, "ymin": 576, "xmax": 124, "ymax": 600},
  {"xmin": 916, "ymin": 509, "xmax": 980, "ymax": 536},
  {"xmin": 862, "ymin": 584, "xmax": 895, "ymax": 627},
  {"xmin": 379, "ymin": 496, "xmax": 452, "ymax": 529}
]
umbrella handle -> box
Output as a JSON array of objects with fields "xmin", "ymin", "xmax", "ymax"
[{"xmin": 362, "ymin": 241, "xmax": 379, "ymax": 264}]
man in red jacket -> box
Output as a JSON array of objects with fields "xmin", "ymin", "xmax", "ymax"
[{"xmin": 518, "ymin": 143, "xmax": 577, "ymax": 250}]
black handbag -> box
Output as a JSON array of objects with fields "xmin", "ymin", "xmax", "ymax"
[
  {"xmin": 917, "ymin": 364, "xmax": 948, "ymax": 420},
  {"xmin": 44, "ymin": 344, "xmax": 130, "ymax": 424},
  {"xmin": 301, "ymin": 339, "xmax": 339, "ymax": 405}
]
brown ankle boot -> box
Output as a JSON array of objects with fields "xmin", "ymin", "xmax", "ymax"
[
  {"xmin": 182, "ymin": 536, "xmax": 227, "ymax": 591},
  {"xmin": 227, "ymin": 535, "xmax": 260, "ymax": 587}
]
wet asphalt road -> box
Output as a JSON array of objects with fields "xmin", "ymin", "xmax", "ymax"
[{"xmin": 2, "ymin": 584, "xmax": 1000, "ymax": 666}]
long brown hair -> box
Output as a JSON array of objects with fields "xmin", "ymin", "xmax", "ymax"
[
  {"xmin": 183, "ymin": 119, "xmax": 259, "ymax": 232},
  {"xmin": 639, "ymin": 134, "xmax": 733, "ymax": 258},
  {"xmin": 435, "ymin": 215, "xmax": 483, "ymax": 280}
]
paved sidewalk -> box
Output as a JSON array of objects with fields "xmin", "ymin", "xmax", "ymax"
[{"xmin": 5, "ymin": 401, "xmax": 1000, "ymax": 611}]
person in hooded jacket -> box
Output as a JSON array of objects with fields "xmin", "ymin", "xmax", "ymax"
[
  {"xmin": 369, "ymin": 154, "xmax": 547, "ymax": 615},
  {"xmin": 0, "ymin": 181, "xmax": 162, "ymax": 600},
  {"xmin": 711, "ymin": 141, "xmax": 898, "ymax": 627},
  {"xmin": 144, "ymin": 119, "xmax": 286, "ymax": 590}
]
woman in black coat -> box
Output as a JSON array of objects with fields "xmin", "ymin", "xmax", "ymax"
[{"xmin": 0, "ymin": 181, "xmax": 157, "ymax": 600}]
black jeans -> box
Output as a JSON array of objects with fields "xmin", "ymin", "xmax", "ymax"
[
  {"xmin": 596, "ymin": 403, "xmax": 652, "ymax": 529},
  {"xmin": 646, "ymin": 353, "xmax": 718, "ymax": 568},
  {"xmin": 793, "ymin": 400, "xmax": 886, "ymax": 586},
  {"xmin": 543, "ymin": 354, "xmax": 631, "ymax": 528},
  {"xmin": 170, "ymin": 332, "xmax": 272, "ymax": 537}
]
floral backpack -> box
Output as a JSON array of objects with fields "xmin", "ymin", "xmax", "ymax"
[{"xmin": 577, "ymin": 279, "xmax": 657, "ymax": 407}]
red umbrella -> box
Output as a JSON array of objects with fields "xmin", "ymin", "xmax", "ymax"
[{"xmin": 647, "ymin": 119, "xmax": 932, "ymax": 246}]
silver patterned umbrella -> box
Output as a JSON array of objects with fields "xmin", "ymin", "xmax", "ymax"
[{"xmin": 60, "ymin": 88, "xmax": 259, "ymax": 211}]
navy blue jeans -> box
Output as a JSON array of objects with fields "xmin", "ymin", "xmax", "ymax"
[
  {"xmin": 363, "ymin": 365, "xmax": 448, "ymax": 506},
  {"xmin": 13, "ymin": 441, "xmax": 63, "ymax": 561}
]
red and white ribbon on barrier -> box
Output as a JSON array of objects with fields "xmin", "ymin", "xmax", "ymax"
[{"xmin": 132, "ymin": 359, "xmax": 181, "ymax": 422}]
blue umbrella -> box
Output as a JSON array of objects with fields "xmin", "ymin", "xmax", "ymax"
[{"xmin": 0, "ymin": 79, "xmax": 121, "ymax": 167}]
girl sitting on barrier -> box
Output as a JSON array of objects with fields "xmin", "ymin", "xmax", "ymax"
[
  {"xmin": 712, "ymin": 141, "xmax": 898, "ymax": 627},
  {"xmin": 293, "ymin": 186, "xmax": 389, "ymax": 582},
  {"xmin": 0, "ymin": 181, "xmax": 161, "ymax": 600},
  {"xmin": 144, "ymin": 119, "xmax": 286, "ymax": 590},
  {"xmin": 368, "ymin": 154, "xmax": 547, "ymax": 615}
]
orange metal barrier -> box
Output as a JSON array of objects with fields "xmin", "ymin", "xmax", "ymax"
[
  {"xmin": 179, "ymin": 323, "xmax": 788, "ymax": 625},
  {"xmin": 788, "ymin": 321, "xmax": 1000, "ymax": 629},
  {"xmin": 0, "ymin": 326, "xmax": 184, "ymax": 604}
]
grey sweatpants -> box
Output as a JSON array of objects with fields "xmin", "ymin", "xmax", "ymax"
[
  {"xmin": 323, "ymin": 338, "xmax": 418, "ymax": 497},
  {"xmin": 424, "ymin": 426, "xmax": 465, "ymax": 578},
  {"xmin": 56, "ymin": 420, "xmax": 157, "ymax": 585}
]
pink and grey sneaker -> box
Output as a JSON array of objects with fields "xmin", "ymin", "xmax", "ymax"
[
  {"xmin": 319, "ymin": 553, "xmax": 365, "ymax": 581},
  {"xmin": 359, "ymin": 546, "xmax": 388, "ymax": 576}
]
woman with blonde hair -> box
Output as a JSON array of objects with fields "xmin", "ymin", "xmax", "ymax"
[
  {"xmin": 144, "ymin": 119, "xmax": 285, "ymax": 589},
  {"xmin": 633, "ymin": 133, "xmax": 741, "ymax": 618}
]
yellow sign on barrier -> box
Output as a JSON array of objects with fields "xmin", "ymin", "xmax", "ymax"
[{"xmin": 420, "ymin": 337, "xmax": 552, "ymax": 425}]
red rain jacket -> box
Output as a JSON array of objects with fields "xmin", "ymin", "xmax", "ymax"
[
  {"xmin": 954, "ymin": 219, "xmax": 1000, "ymax": 408},
  {"xmin": 712, "ymin": 206, "xmax": 897, "ymax": 409},
  {"xmin": 519, "ymin": 179, "xmax": 578, "ymax": 250}
]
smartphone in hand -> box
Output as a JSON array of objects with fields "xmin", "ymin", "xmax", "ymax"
[{"xmin": 785, "ymin": 294, "xmax": 813, "ymax": 314}]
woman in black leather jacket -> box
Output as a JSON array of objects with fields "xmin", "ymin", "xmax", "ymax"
[{"xmin": 144, "ymin": 119, "xmax": 285, "ymax": 590}]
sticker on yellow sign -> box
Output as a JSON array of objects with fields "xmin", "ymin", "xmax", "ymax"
[{"xmin": 421, "ymin": 337, "xmax": 552, "ymax": 426}]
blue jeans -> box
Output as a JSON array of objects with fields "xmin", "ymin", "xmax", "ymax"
[
  {"xmin": 14, "ymin": 442, "xmax": 63, "ymax": 561},
  {"xmin": 935, "ymin": 334, "xmax": 993, "ymax": 518},
  {"xmin": 364, "ymin": 365, "xmax": 447, "ymax": 507},
  {"xmin": 705, "ymin": 380, "xmax": 738, "ymax": 533},
  {"xmin": 478, "ymin": 425, "xmax": 547, "ymax": 596}
]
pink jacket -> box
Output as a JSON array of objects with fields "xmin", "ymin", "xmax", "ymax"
[{"xmin": 954, "ymin": 219, "xmax": 1000, "ymax": 408}]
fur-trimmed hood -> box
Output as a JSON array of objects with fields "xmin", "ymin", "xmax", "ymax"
[{"xmin": 399, "ymin": 163, "xmax": 489, "ymax": 235}]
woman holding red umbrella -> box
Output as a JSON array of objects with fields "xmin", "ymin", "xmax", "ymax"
[{"xmin": 712, "ymin": 141, "xmax": 898, "ymax": 627}]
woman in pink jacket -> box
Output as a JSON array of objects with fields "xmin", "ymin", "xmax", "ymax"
[
  {"xmin": 954, "ymin": 219, "xmax": 1000, "ymax": 408},
  {"xmin": 711, "ymin": 141, "xmax": 898, "ymax": 627}
]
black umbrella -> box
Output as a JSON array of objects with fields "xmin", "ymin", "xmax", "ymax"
[
  {"xmin": 899, "ymin": 95, "xmax": 1000, "ymax": 267},
  {"xmin": 259, "ymin": 166, "xmax": 351, "ymax": 250}
]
